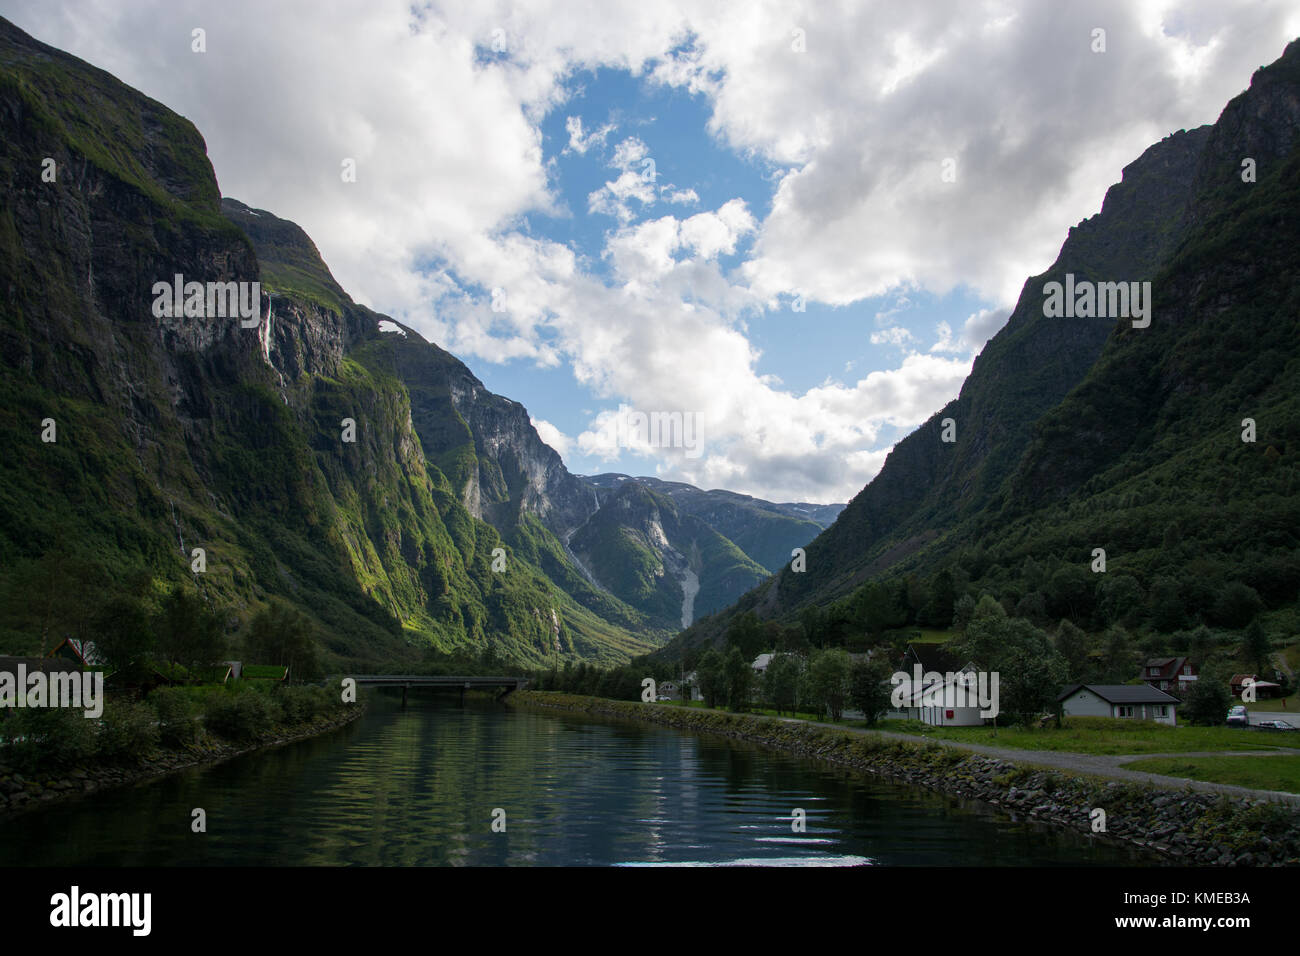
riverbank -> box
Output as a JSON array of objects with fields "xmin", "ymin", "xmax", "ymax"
[
  {"xmin": 510, "ymin": 691, "xmax": 1300, "ymax": 866},
  {"xmin": 0, "ymin": 703, "xmax": 364, "ymax": 820}
]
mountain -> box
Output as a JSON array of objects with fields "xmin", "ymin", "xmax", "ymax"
[
  {"xmin": 584, "ymin": 474, "xmax": 842, "ymax": 572},
  {"xmin": 666, "ymin": 38, "xmax": 1300, "ymax": 657},
  {"xmin": 0, "ymin": 15, "xmax": 840, "ymax": 669},
  {"xmin": 0, "ymin": 16, "xmax": 656, "ymax": 669}
]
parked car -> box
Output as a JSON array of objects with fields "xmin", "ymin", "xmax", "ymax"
[
  {"xmin": 1254, "ymin": 719, "xmax": 1297, "ymax": 731},
  {"xmin": 1226, "ymin": 705, "xmax": 1249, "ymax": 727}
]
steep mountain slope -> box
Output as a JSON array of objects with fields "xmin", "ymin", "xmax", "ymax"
[
  {"xmin": 567, "ymin": 479, "xmax": 772, "ymax": 626},
  {"xmin": 226, "ymin": 197, "xmax": 835, "ymax": 637},
  {"xmin": 0, "ymin": 16, "xmax": 652, "ymax": 667},
  {"xmin": 666, "ymin": 38, "xmax": 1300, "ymax": 655},
  {"xmin": 585, "ymin": 474, "xmax": 841, "ymax": 573}
]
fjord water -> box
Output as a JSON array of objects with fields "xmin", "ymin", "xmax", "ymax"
[{"xmin": 0, "ymin": 698, "xmax": 1149, "ymax": 866}]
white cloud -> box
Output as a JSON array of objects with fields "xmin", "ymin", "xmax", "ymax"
[
  {"xmin": 531, "ymin": 418, "xmax": 573, "ymax": 456},
  {"xmin": 564, "ymin": 114, "xmax": 615, "ymax": 154},
  {"xmin": 871, "ymin": 327, "xmax": 914, "ymax": 347},
  {"xmin": 11, "ymin": 0, "xmax": 1297, "ymax": 503}
]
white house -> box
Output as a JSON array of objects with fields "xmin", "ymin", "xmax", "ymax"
[
  {"xmin": 1057, "ymin": 684, "xmax": 1180, "ymax": 726},
  {"xmin": 681, "ymin": 670, "xmax": 704, "ymax": 701},
  {"xmin": 888, "ymin": 643, "xmax": 989, "ymax": 726},
  {"xmin": 892, "ymin": 667, "xmax": 989, "ymax": 726},
  {"xmin": 751, "ymin": 653, "xmax": 774, "ymax": 676}
]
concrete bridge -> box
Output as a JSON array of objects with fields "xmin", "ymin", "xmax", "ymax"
[{"xmin": 345, "ymin": 675, "xmax": 530, "ymax": 705}]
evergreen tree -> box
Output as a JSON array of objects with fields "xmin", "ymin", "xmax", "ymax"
[
  {"xmin": 1240, "ymin": 619, "xmax": 1272, "ymax": 675},
  {"xmin": 696, "ymin": 649, "xmax": 727, "ymax": 709},
  {"xmin": 723, "ymin": 646, "xmax": 754, "ymax": 711},
  {"xmin": 1053, "ymin": 619, "xmax": 1091, "ymax": 683},
  {"xmin": 848, "ymin": 658, "xmax": 892, "ymax": 725},
  {"xmin": 763, "ymin": 653, "xmax": 801, "ymax": 716}
]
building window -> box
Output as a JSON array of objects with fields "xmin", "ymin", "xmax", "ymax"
[
  {"xmin": 1118, "ymin": 705, "xmax": 1134, "ymax": 718},
  {"xmin": 1157, "ymin": 706, "xmax": 1167, "ymax": 717}
]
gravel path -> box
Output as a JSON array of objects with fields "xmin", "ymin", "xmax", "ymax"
[{"xmin": 771, "ymin": 717, "xmax": 1300, "ymax": 805}]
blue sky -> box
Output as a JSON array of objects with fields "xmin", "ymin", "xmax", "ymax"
[
  {"xmin": 14, "ymin": 0, "xmax": 1297, "ymax": 502},
  {"xmin": 467, "ymin": 62, "xmax": 995, "ymax": 493}
]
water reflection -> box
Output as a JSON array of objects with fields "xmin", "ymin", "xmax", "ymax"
[{"xmin": 0, "ymin": 697, "xmax": 1155, "ymax": 867}]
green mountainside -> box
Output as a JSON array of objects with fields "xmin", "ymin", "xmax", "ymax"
[
  {"xmin": 665, "ymin": 38, "xmax": 1300, "ymax": 661},
  {"xmin": 0, "ymin": 17, "xmax": 651, "ymax": 668},
  {"xmin": 0, "ymin": 16, "xmax": 838, "ymax": 669}
]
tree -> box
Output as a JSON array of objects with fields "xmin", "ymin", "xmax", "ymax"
[
  {"xmin": 799, "ymin": 605, "xmax": 828, "ymax": 648},
  {"xmin": 806, "ymin": 648, "xmax": 852, "ymax": 721},
  {"xmin": 951, "ymin": 593, "xmax": 977, "ymax": 632},
  {"xmin": 848, "ymin": 658, "xmax": 892, "ymax": 725},
  {"xmin": 1148, "ymin": 576, "xmax": 1186, "ymax": 632},
  {"xmin": 857, "ymin": 581, "xmax": 908, "ymax": 636},
  {"xmin": 1213, "ymin": 582, "xmax": 1264, "ymax": 629},
  {"xmin": 1053, "ymin": 619, "xmax": 1091, "ymax": 683},
  {"xmin": 919, "ymin": 569, "xmax": 955, "ymax": 628},
  {"xmin": 972, "ymin": 594, "xmax": 1006, "ymax": 623},
  {"xmin": 763, "ymin": 653, "xmax": 801, "ymax": 715},
  {"xmin": 244, "ymin": 600, "xmax": 321, "ymax": 681},
  {"xmin": 1014, "ymin": 591, "xmax": 1048, "ymax": 626},
  {"xmin": 1096, "ymin": 574, "xmax": 1143, "ymax": 628},
  {"xmin": 156, "ymin": 587, "xmax": 226, "ymax": 674},
  {"xmin": 1240, "ymin": 619, "xmax": 1272, "ymax": 675},
  {"xmin": 1101, "ymin": 625, "xmax": 1134, "ymax": 683},
  {"xmin": 1181, "ymin": 676, "xmax": 1232, "ymax": 726},
  {"xmin": 696, "ymin": 649, "xmax": 727, "ymax": 709},
  {"xmin": 951, "ymin": 615, "xmax": 1066, "ymax": 726},
  {"xmin": 94, "ymin": 595, "xmax": 156, "ymax": 684},
  {"xmin": 723, "ymin": 647, "xmax": 754, "ymax": 711},
  {"xmin": 0, "ymin": 548, "xmax": 111, "ymax": 657},
  {"xmin": 1045, "ymin": 565, "xmax": 1094, "ymax": 624},
  {"xmin": 1187, "ymin": 624, "xmax": 1218, "ymax": 661},
  {"xmin": 725, "ymin": 611, "xmax": 766, "ymax": 661}
]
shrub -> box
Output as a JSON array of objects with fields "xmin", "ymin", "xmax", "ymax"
[
  {"xmin": 96, "ymin": 699, "xmax": 160, "ymax": 762},
  {"xmin": 150, "ymin": 687, "xmax": 202, "ymax": 746},
  {"xmin": 203, "ymin": 689, "xmax": 273, "ymax": 742},
  {"xmin": 0, "ymin": 706, "xmax": 96, "ymax": 773}
]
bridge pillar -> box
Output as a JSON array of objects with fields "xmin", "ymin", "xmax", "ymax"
[{"xmin": 402, "ymin": 683, "xmax": 408, "ymax": 708}]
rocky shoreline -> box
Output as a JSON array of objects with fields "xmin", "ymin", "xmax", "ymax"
[
  {"xmin": 511, "ymin": 692, "xmax": 1300, "ymax": 866},
  {"xmin": 0, "ymin": 704, "xmax": 365, "ymax": 819}
]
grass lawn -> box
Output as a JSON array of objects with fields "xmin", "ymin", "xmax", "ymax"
[
  {"xmin": 882, "ymin": 717, "xmax": 1288, "ymax": 755},
  {"xmin": 1122, "ymin": 756, "xmax": 1300, "ymax": 794},
  {"xmin": 1245, "ymin": 699, "xmax": 1297, "ymax": 713}
]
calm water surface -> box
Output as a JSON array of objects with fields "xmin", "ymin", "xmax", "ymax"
[{"xmin": 0, "ymin": 698, "xmax": 1154, "ymax": 866}]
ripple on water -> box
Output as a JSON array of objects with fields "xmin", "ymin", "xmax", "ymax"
[{"xmin": 0, "ymin": 700, "xmax": 1157, "ymax": 867}]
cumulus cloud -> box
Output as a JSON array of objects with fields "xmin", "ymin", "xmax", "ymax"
[
  {"xmin": 531, "ymin": 417, "xmax": 573, "ymax": 456},
  {"xmin": 12, "ymin": 0, "xmax": 1296, "ymax": 502}
]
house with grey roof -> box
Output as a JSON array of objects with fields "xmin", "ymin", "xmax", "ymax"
[{"xmin": 1057, "ymin": 684, "xmax": 1180, "ymax": 726}]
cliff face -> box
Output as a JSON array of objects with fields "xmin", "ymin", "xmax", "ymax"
[
  {"xmin": 667, "ymin": 37, "xmax": 1300, "ymax": 655},
  {"xmin": 0, "ymin": 16, "xmax": 653, "ymax": 667},
  {"xmin": 0, "ymin": 14, "xmax": 832, "ymax": 663},
  {"xmin": 760, "ymin": 122, "xmax": 1213, "ymax": 613}
]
